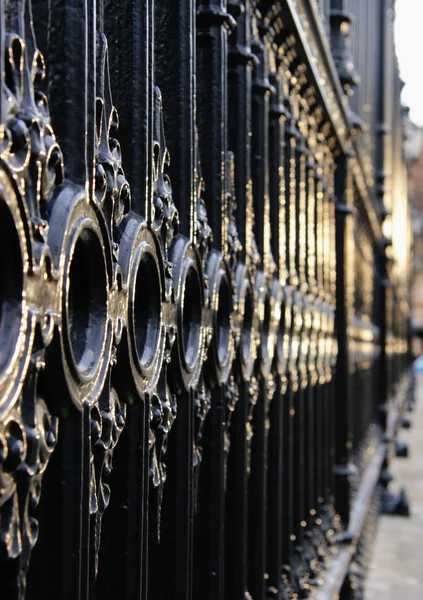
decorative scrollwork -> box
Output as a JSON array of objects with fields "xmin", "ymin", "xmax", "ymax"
[
  {"xmin": 95, "ymin": 34, "xmax": 131, "ymax": 234},
  {"xmin": 0, "ymin": 1, "xmax": 62, "ymax": 593},
  {"xmin": 152, "ymin": 87, "xmax": 180, "ymax": 253},
  {"xmin": 246, "ymin": 179, "xmax": 261, "ymax": 273},
  {"xmin": 194, "ymin": 130, "xmax": 213, "ymax": 266},
  {"xmin": 0, "ymin": 360, "xmax": 58, "ymax": 596},
  {"xmin": 0, "ymin": 0, "xmax": 411, "ymax": 598},
  {"xmin": 223, "ymin": 374, "xmax": 239, "ymax": 456},
  {"xmin": 81, "ymin": 34, "xmax": 132, "ymax": 576},
  {"xmin": 91, "ymin": 388, "xmax": 126, "ymax": 574},
  {"xmin": 146, "ymin": 86, "xmax": 181, "ymax": 536},
  {"xmin": 225, "ymin": 151, "xmax": 242, "ymax": 269},
  {"xmin": 148, "ymin": 385, "xmax": 177, "ymax": 536},
  {"xmin": 0, "ymin": 18, "xmax": 63, "ymax": 406}
]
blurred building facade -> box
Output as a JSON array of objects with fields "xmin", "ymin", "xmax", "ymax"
[{"xmin": 405, "ymin": 118, "xmax": 423, "ymax": 354}]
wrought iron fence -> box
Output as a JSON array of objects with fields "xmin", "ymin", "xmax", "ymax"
[{"xmin": 0, "ymin": 0, "xmax": 411, "ymax": 599}]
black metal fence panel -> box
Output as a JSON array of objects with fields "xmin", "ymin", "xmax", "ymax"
[{"xmin": 0, "ymin": 1, "xmax": 411, "ymax": 599}]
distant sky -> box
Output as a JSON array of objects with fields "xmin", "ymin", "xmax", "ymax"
[{"xmin": 395, "ymin": 0, "xmax": 423, "ymax": 126}]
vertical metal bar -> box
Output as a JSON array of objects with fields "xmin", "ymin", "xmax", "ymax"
[
  {"xmin": 306, "ymin": 113, "xmax": 318, "ymax": 528},
  {"xmin": 102, "ymin": 0, "xmax": 151, "ymax": 217},
  {"xmin": 267, "ymin": 55, "xmax": 287, "ymax": 595},
  {"xmin": 228, "ymin": 0, "xmax": 256, "ymax": 262},
  {"xmin": 298, "ymin": 102, "xmax": 311, "ymax": 540},
  {"xmin": 95, "ymin": 402, "xmax": 147, "ymax": 600},
  {"xmin": 29, "ymin": 1, "xmax": 90, "ymax": 597},
  {"xmin": 196, "ymin": 0, "xmax": 233, "ymax": 249},
  {"xmin": 375, "ymin": 0, "xmax": 390, "ymax": 432},
  {"xmin": 316, "ymin": 134, "xmax": 327, "ymax": 519},
  {"xmin": 26, "ymin": 410, "xmax": 84, "ymax": 600},
  {"xmin": 248, "ymin": 376, "xmax": 269, "ymax": 600},
  {"xmin": 282, "ymin": 66, "xmax": 298, "ymax": 580},
  {"xmin": 291, "ymin": 90, "xmax": 307, "ymax": 560},
  {"xmin": 96, "ymin": 2, "xmax": 152, "ymax": 598},
  {"xmin": 47, "ymin": 0, "xmax": 88, "ymax": 185},
  {"xmin": 86, "ymin": 0, "xmax": 96, "ymax": 204},
  {"xmin": 266, "ymin": 377, "xmax": 284, "ymax": 597},
  {"xmin": 175, "ymin": 390, "xmax": 194, "ymax": 600},
  {"xmin": 226, "ymin": 5, "xmax": 257, "ymax": 598},
  {"xmin": 248, "ymin": 14, "xmax": 275, "ymax": 600},
  {"xmin": 80, "ymin": 401, "xmax": 92, "ymax": 600},
  {"xmin": 269, "ymin": 63, "xmax": 288, "ymax": 290},
  {"xmin": 82, "ymin": 1, "xmax": 98, "ymax": 595},
  {"xmin": 148, "ymin": 386, "xmax": 194, "ymax": 600},
  {"xmin": 225, "ymin": 382, "xmax": 251, "ymax": 599},
  {"xmin": 146, "ymin": 3, "xmax": 197, "ymax": 600},
  {"xmin": 250, "ymin": 26, "xmax": 272, "ymax": 272},
  {"xmin": 334, "ymin": 154, "xmax": 354, "ymax": 524},
  {"xmin": 195, "ymin": 2, "xmax": 234, "ymax": 598},
  {"xmin": 322, "ymin": 147, "xmax": 335, "ymax": 506},
  {"xmin": 153, "ymin": 0, "xmax": 195, "ymax": 238},
  {"xmin": 328, "ymin": 154, "xmax": 337, "ymax": 503},
  {"xmin": 194, "ymin": 384, "xmax": 226, "ymax": 600}
]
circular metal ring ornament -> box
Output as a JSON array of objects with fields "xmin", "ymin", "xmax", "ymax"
[
  {"xmin": 234, "ymin": 263, "xmax": 257, "ymax": 381},
  {"xmin": 46, "ymin": 182, "xmax": 113, "ymax": 409},
  {"xmin": 64, "ymin": 221, "xmax": 108, "ymax": 381},
  {"xmin": 0, "ymin": 167, "xmax": 33, "ymax": 419},
  {"xmin": 308, "ymin": 296, "xmax": 320, "ymax": 387},
  {"xmin": 289, "ymin": 289, "xmax": 303, "ymax": 379},
  {"xmin": 117, "ymin": 215, "xmax": 165, "ymax": 395},
  {"xmin": 324, "ymin": 302, "xmax": 335, "ymax": 382},
  {"xmin": 205, "ymin": 250, "xmax": 234, "ymax": 386},
  {"xmin": 169, "ymin": 235, "xmax": 205, "ymax": 392},
  {"xmin": 299, "ymin": 292, "xmax": 312, "ymax": 389},
  {"xmin": 271, "ymin": 280, "xmax": 286, "ymax": 379},
  {"xmin": 317, "ymin": 301, "xmax": 328, "ymax": 385},
  {"xmin": 255, "ymin": 271, "xmax": 279, "ymax": 377},
  {"xmin": 279, "ymin": 284, "xmax": 294, "ymax": 381}
]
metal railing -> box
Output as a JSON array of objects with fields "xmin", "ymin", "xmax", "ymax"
[{"xmin": 0, "ymin": 0, "xmax": 411, "ymax": 599}]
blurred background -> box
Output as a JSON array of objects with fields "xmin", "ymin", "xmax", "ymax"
[
  {"xmin": 366, "ymin": 6, "xmax": 423, "ymax": 598},
  {"xmin": 396, "ymin": 0, "xmax": 423, "ymax": 356}
]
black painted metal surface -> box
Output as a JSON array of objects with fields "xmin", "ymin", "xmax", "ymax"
[{"xmin": 0, "ymin": 0, "xmax": 411, "ymax": 599}]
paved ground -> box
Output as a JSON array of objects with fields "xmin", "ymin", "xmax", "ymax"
[{"xmin": 365, "ymin": 373, "xmax": 423, "ymax": 600}]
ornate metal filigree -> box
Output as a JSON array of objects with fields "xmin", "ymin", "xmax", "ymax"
[
  {"xmin": 152, "ymin": 87, "xmax": 180, "ymax": 254},
  {"xmin": 0, "ymin": 2, "xmax": 62, "ymax": 593},
  {"xmin": 194, "ymin": 130, "xmax": 213, "ymax": 266},
  {"xmin": 148, "ymin": 87, "xmax": 179, "ymax": 531},
  {"xmin": 225, "ymin": 151, "xmax": 242, "ymax": 269},
  {"xmin": 0, "ymin": 363, "xmax": 58, "ymax": 595},
  {"xmin": 0, "ymin": 0, "xmax": 412, "ymax": 598},
  {"xmin": 95, "ymin": 34, "xmax": 131, "ymax": 234},
  {"xmin": 91, "ymin": 388, "xmax": 126, "ymax": 573},
  {"xmin": 84, "ymin": 33, "xmax": 131, "ymax": 575}
]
